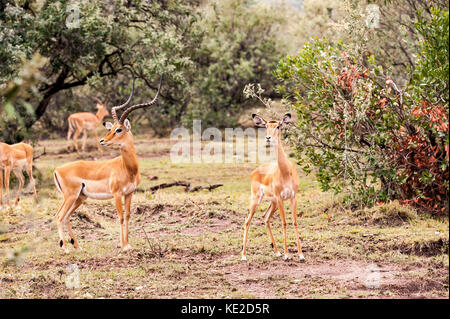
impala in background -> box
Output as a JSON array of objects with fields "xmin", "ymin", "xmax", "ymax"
[
  {"xmin": 66, "ymin": 97, "xmax": 110, "ymax": 153},
  {"xmin": 0, "ymin": 142, "xmax": 38, "ymax": 208}
]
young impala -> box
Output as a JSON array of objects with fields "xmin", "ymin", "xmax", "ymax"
[
  {"xmin": 53, "ymin": 76, "xmax": 161, "ymax": 253},
  {"xmin": 0, "ymin": 142, "xmax": 38, "ymax": 207},
  {"xmin": 66, "ymin": 97, "xmax": 110, "ymax": 153},
  {"xmin": 241, "ymin": 113, "xmax": 305, "ymax": 262}
]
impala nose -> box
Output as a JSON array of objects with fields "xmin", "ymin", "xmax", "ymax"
[
  {"xmin": 266, "ymin": 137, "xmax": 271, "ymax": 142},
  {"xmin": 99, "ymin": 139, "xmax": 105, "ymax": 145}
]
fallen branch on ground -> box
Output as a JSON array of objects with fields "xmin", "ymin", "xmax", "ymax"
[
  {"xmin": 137, "ymin": 181, "xmax": 223, "ymax": 193},
  {"xmin": 33, "ymin": 147, "xmax": 46, "ymax": 161}
]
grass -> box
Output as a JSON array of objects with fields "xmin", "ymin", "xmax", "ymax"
[{"xmin": 0, "ymin": 133, "xmax": 448, "ymax": 299}]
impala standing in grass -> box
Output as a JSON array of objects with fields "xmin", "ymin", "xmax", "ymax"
[
  {"xmin": 66, "ymin": 98, "xmax": 110, "ymax": 153},
  {"xmin": 0, "ymin": 142, "xmax": 38, "ymax": 208},
  {"xmin": 241, "ymin": 113, "xmax": 305, "ymax": 262},
  {"xmin": 53, "ymin": 76, "xmax": 161, "ymax": 253}
]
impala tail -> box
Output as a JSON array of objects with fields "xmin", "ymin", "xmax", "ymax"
[{"xmin": 53, "ymin": 171, "xmax": 63, "ymax": 194}]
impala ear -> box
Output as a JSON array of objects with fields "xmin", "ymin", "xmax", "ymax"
[
  {"xmin": 280, "ymin": 113, "xmax": 292, "ymax": 127},
  {"xmin": 103, "ymin": 121, "xmax": 114, "ymax": 130},
  {"xmin": 252, "ymin": 114, "xmax": 267, "ymax": 127},
  {"xmin": 124, "ymin": 119, "xmax": 131, "ymax": 132}
]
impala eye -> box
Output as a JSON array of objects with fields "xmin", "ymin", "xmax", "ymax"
[
  {"xmin": 276, "ymin": 126, "xmax": 280, "ymax": 129},
  {"xmin": 115, "ymin": 128, "xmax": 123, "ymax": 133}
]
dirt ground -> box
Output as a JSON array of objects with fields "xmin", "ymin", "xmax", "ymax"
[{"xmin": 0, "ymin": 134, "xmax": 448, "ymax": 299}]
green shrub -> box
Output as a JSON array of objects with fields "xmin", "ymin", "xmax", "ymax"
[{"xmin": 275, "ymin": 7, "xmax": 449, "ymax": 214}]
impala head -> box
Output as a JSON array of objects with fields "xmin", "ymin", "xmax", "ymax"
[
  {"xmin": 252, "ymin": 113, "xmax": 292, "ymax": 144},
  {"xmin": 94, "ymin": 98, "xmax": 110, "ymax": 116},
  {"xmin": 100, "ymin": 120, "xmax": 132, "ymax": 146},
  {"xmin": 100, "ymin": 74, "xmax": 163, "ymax": 147},
  {"xmin": 96, "ymin": 103, "xmax": 110, "ymax": 117}
]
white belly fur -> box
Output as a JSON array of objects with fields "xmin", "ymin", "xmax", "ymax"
[
  {"xmin": 256, "ymin": 183, "xmax": 295, "ymax": 202},
  {"xmin": 81, "ymin": 188, "xmax": 114, "ymax": 200},
  {"xmin": 280, "ymin": 187, "xmax": 295, "ymax": 200},
  {"xmin": 13, "ymin": 159, "xmax": 28, "ymax": 170}
]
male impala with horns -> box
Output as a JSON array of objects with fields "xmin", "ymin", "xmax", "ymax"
[{"xmin": 53, "ymin": 73, "xmax": 162, "ymax": 253}]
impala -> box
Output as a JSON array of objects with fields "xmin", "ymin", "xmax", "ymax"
[
  {"xmin": 241, "ymin": 113, "xmax": 305, "ymax": 262},
  {"xmin": 53, "ymin": 76, "xmax": 160, "ymax": 252},
  {"xmin": 66, "ymin": 97, "xmax": 110, "ymax": 153},
  {"xmin": 0, "ymin": 142, "xmax": 38, "ymax": 207}
]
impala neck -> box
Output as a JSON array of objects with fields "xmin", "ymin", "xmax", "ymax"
[
  {"xmin": 276, "ymin": 131, "xmax": 291, "ymax": 176},
  {"xmin": 120, "ymin": 134, "xmax": 139, "ymax": 177},
  {"xmin": 95, "ymin": 108, "xmax": 107, "ymax": 123}
]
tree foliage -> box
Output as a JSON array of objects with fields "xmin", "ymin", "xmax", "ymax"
[
  {"xmin": 276, "ymin": 4, "xmax": 449, "ymax": 214},
  {"xmin": 0, "ymin": 0, "xmax": 294, "ymax": 140}
]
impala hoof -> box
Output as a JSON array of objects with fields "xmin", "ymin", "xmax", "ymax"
[
  {"xmin": 122, "ymin": 244, "xmax": 132, "ymax": 251},
  {"xmin": 283, "ymin": 254, "xmax": 291, "ymax": 261},
  {"xmin": 274, "ymin": 252, "xmax": 282, "ymax": 257},
  {"xmin": 241, "ymin": 255, "xmax": 247, "ymax": 261},
  {"xmin": 299, "ymin": 254, "xmax": 306, "ymax": 263}
]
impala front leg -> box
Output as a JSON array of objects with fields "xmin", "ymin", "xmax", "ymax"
[
  {"xmin": 114, "ymin": 194, "xmax": 125, "ymax": 250},
  {"xmin": 241, "ymin": 192, "xmax": 260, "ymax": 261},
  {"xmin": 290, "ymin": 196, "xmax": 305, "ymax": 262},
  {"xmin": 123, "ymin": 193, "xmax": 133, "ymax": 251}
]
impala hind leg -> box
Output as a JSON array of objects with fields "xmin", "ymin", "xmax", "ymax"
[
  {"xmin": 4, "ymin": 167, "xmax": 10, "ymax": 206},
  {"xmin": 81, "ymin": 129, "xmax": 88, "ymax": 152},
  {"xmin": 55, "ymin": 196, "xmax": 78, "ymax": 253},
  {"xmin": 66, "ymin": 124, "xmax": 73, "ymax": 145},
  {"xmin": 290, "ymin": 197, "xmax": 305, "ymax": 262},
  {"xmin": 72, "ymin": 127, "xmax": 82, "ymax": 154},
  {"xmin": 12, "ymin": 169, "xmax": 24, "ymax": 206},
  {"xmin": 65, "ymin": 197, "xmax": 84, "ymax": 250},
  {"xmin": 0, "ymin": 168, "xmax": 3, "ymax": 207},
  {"xmin": 241, "ymin": 191, "xmax": 261, "ymax": 261},
  {"xmin": 277, "ymin": 198, "xmax": 290, "ymax": 261},
  {"xmin": 26, "ymin": 162, "xmax": 37, "ymax": 201},
  {"xmin": 264, "ymin": 201, "xmax": 281, "ymax": 257}
]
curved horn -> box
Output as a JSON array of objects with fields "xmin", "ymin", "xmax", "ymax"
[
  {"xmin": 111, "ymin": 69, "xmax": 135, "ymax": 123},
  {"xmin": 93, "ymin": 97, "xmax": 103, "ymax": 104},
  {"xmin": 118, "ymin": 75, "xmax": 162, "ymax": 124}
]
